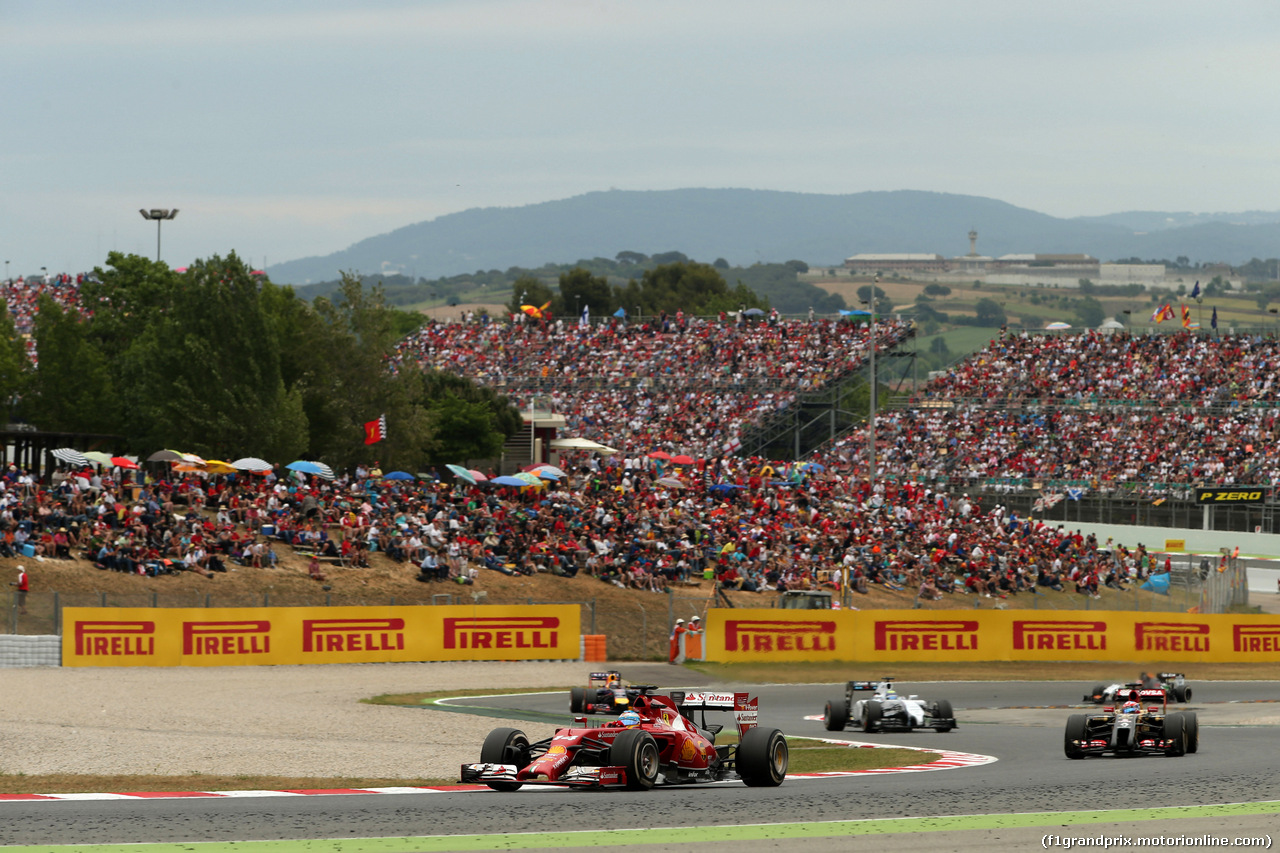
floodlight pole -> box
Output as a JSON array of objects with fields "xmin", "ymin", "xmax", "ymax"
[
  {"xmin": 866, "ymin": 277, "xmax": 878, "ymax": 486},
  {"xmin": 138, "ymin": 208, "xmax": 179, "ymax": 263}
]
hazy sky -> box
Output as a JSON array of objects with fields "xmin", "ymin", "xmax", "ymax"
[{"xmin": 4, "ymin": 0, "xmax": 1280, "ymax": 276}]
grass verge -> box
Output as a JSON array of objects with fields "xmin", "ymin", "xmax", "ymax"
[
  {"xmin": 0, "ymin": 773, "xmax": 456, "ymax": 795},
  {"xmin": 0, "ymin": 743, "xmax": 933, "ymax": 795},
  {"xmin": 365, "ymin": 687, "xmax": 572, "ymax": 706}
]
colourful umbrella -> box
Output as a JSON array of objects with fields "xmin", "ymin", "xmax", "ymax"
[
  {"xmin": 445, "ymin": 464, "xmax": 477, "ymax": 485},
  {"xmin": 286, "ymin": 460, "xmax": 334, "ymax": 480},
  {"xmin": 670, "ymin": 454, "xmax": 696, "ymax": 465},
  {"xmin": 491, "ymin": 475, "xmax": 529, "ymax": 487},
  {"xmin": 468, "ymin": 469, "xmax": 489, "ymax": 482},
  {"xmin": 514, "ymin": 472, "xmax": 545, "ymax": 487},
  {"xmin": 111, "ymin": 456, "xmax": 140, "ymax": 469},
  {"xmin": 648, "ymin": 450, "xmax": 672, "ymax": 461}
]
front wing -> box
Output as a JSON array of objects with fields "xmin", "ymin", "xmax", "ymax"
[{"xmin": 461, "ymin": 762, "xmax": 630, "ymax": 788}]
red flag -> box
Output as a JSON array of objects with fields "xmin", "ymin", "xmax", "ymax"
[
  {"xmin": 1180, "ymin": 304, "xmax": 1191, "ymax": 328},
  {"xmin": 363, "ymin": 414, "xmax": 386, "ymax": 445}
]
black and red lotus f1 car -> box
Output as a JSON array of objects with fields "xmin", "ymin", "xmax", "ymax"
[
  {"xmin": 1064, "ymin": 687, "xmax": 1199, "ymax": 759},
  {"xmin": 460, "ymin": 689, "xmax": 788, "ymax": 790}
]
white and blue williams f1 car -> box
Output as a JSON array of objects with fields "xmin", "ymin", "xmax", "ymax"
[{"xmin": 823, "ymin": 677, "xmax": 956, "ymax": 733}]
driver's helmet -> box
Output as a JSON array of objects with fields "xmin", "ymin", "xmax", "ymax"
[
  {"xmin": 618, "ymin": 710, "xmax": 641, "ymax": 727},
  {"xmin": 1121, "ymin": 700, "xmax": 1141, "ymax": 714},
  {"xmin": 884, "ymin": 689, "xmax": 897, "ymax": 699}
]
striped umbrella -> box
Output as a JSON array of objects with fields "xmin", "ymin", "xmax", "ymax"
[
  {"xmin": 231, "ymin": 457, "xmax": 273, "ymax": 473},
  {"xmin": 51, "ymin": 448, "xmax": 89, "ymax": 467},
  {"xmin": 285, "ymin": 460, "xmax": 335, "ymax": 480},
  {"xmin": 445, "ymin": 464, "xmax": 477, "ymax": 485}
]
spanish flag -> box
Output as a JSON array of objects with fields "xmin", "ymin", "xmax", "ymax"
[
  {"xmin": 1151, "ymin": 304, "xmax": 1174, "ymax": 323},
  {"xmin": 1180, "ymin": 304, "xmax": 1192, "ymax": 328}
]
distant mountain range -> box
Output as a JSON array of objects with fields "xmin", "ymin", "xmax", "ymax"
[{"xmin": 266, "ymin": 189, "xmax": 1280, "ymax": 285}]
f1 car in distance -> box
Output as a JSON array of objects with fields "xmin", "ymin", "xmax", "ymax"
[
  {"xmin": 1084, "ymin": 673, "xmax": 1192, "ymax": 704},
  {"xmin": 823, "ymin": 677, "xmax": 956, "ymax": 733},
  {"xmin": 570, "ymin": 671, "xmax": 643, "ymax": 715},
  {"xmin": 462, "ymin": 690, "xmax": 788, "ymax": 790},
  {"xmin": 1064, "ymin": 686, "xmax": 1199, "ymax": 759}
]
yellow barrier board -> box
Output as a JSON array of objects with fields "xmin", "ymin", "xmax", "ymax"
[
  {"xmin": 62, "ymin": 605, "xmax": 580, "ymax": 667},
  {"xmin": 704, "ymin": 609, "xmax": 1280, "ymax": 663}
]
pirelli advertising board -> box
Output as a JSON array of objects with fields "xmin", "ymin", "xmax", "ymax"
[
  {"xmin": 1195, "ymin": 486, "xmax": 1269, "ymax": 504},
  {"xmin": 704, "ymin": 609, "xmax": 1280, "ymax": 663},
  {"xmin": 61, "ymin": 605, "xmax": 579, "ymax": 667}
]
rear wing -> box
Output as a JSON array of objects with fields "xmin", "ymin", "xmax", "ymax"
[
  {"xmin": 848, "ymin": 677, "xmax": 895, "ymax": 692},
  {"xmin": 1157, "ymin": 672, "xmax": 1185, "ymax": 681},
  {"xmin": 587, "ymin": 671, "xmax": 622, "ymax": 684},
  {"xmin": 1115, "ymin": 687, "xmax": 1167, "ymax": 709},
  {"xmin": 671, "ymin": 691, "xmax": 760, "ymax": 738}
]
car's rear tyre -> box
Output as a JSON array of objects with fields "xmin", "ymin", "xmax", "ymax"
[
  {"xmin": 1183, "ymin": 711, "xmax": 1199, "ymax": 753},
  {"xmin": 823, "ymin": 696, "xmax": 848, "ymax": 731},
  {"xmin": 1064, "ymin": 714, "xmax": 1088, "ymax": 759},
  {"xmin": 610, "ymin": 729, "xmax": 660, "ymax": 790},
  {"xmin": 569, "ymin": 687, "xmax": 585, "ymax": 714},
  {"xmin": 739, "ymin": 726, "xmax": 788, "ymax": 787},
  {"xmin": 933, "ymin": 699, "xmax": 954, "ymax": 732},
  {"xmin": 1088, "ymin": 684, "xmax": 1105, "ymax": 703},
  {"xmin": 1163, "ymin": 712, "xmax": 1186, "ymax": 756},
  {"xmin": 862, "ymin": 700, "xmax": 883, "ymax": 733},
  {"xmin": 479, "ymin": 727, "xmax": 529, "ymax": 791},
  {"xmin": 1175, "ymin": 685, "xmax": 1192, "ymax": 703}
]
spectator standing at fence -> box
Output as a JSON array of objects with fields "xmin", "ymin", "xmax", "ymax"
[
  {"xmin": 668, "ymin": 618, "xmax": 686, "ymax": 664},
  {"xmin": 10, "ymin": 565, "xmax": 27, "ymax": 614}
]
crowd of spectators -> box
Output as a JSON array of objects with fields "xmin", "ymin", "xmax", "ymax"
[
  {"xmin": 0, "ymin": 447, "xmax": 1172, "ymax": 611},
  {"xmin": 1, "ymin": 272, "xmax": 91, "ymax": 365},
  {"xmin": 817, "ymin": 329, "xmax": 1280, "ymax": 495},
  {"xmin": 393, "ymin": 313, "xmax": 912, "ymax": 459},
  {"xmin": 5, "ymin": 284, "xmax": 1265, "ymax": 606}
]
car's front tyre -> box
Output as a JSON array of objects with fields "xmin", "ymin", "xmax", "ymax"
[
  {"xmin": 862, "ymin": 700, "xmax": 883, "ymax": 733},
  {"xmin": 610, "ymin": 729, "xmax": 660, "ymax": 790},
  {"xmin": 1064, "ymin": 714, "xmax": 1088, "ymax": 759},
  {"xmin": 479, "ymin": 727, "xmax": 530, "ymax": 791},
  {"xmin": 933, "ymin": 699, "xmax": 954, "ymax": 732}
]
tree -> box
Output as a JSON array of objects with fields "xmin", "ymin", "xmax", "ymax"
[
  {"xmin": 508, "ymin": 274, "xmax": 553, "ymax": 316},
  {"xmin": 713, "ymin": 258, "xmax": 730, "ymax": 270},
  {"xmin": 615, "ymin": 251, "xmax": 648, "ymax": 265},
  {"xmin": 557, "ymin": 268, "xmax": 613, "ymax": 317},
  {"xmin": 855, "ymin": 284, "xmax": 894, "ymax": 314},
  {"xmin": 0, "ymin": 300, "xmax": 28, "ymax": 422},
  {"xmin": 784, "ymin": 260, "xmax": 809, "ymax": 273},
  {"xmin": 635, "ymin": 261, "xmax": 734, "ymax": 315},
  {"xmin": 923, "ymin": 283, "xmax": 951, "ymax": 296},
  {"xmin": 973, "ymin": 298, "xmax": 1007, "ymax": 327},
  {"xmin": 1074, "ymin": 296, "xmax": 1106, "ymax": 328},
  {"xmin": 23, "ymin": 296, "xmax": 111, "ymax": 433}
]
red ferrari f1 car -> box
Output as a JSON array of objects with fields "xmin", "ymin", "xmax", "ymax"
[{"xmin": 460, "ymin": 689, "xmax": 788, "ymax": 790}]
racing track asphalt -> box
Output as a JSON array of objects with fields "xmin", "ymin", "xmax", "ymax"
[{"xmin": 5, "ymin": 670, "xmax": 1280, "ymax": 849}]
